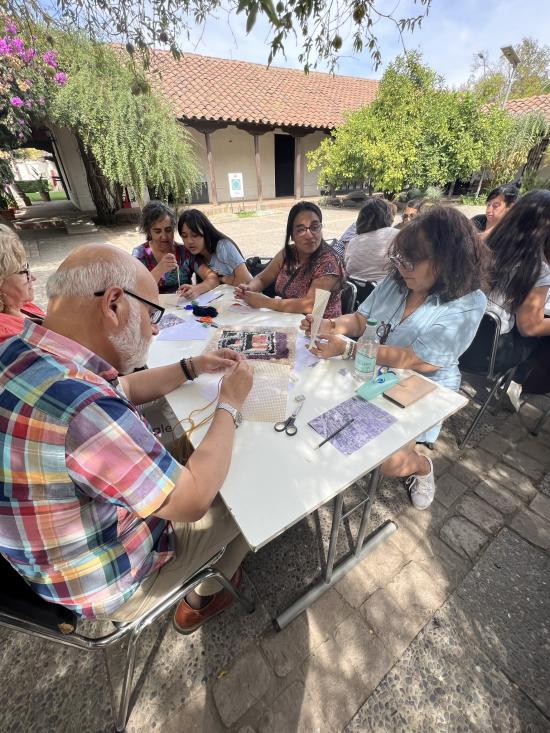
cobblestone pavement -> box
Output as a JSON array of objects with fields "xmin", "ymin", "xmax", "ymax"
[{"xmin": 4, "ymin": 202, "xmax": 549, "ymax": 733}]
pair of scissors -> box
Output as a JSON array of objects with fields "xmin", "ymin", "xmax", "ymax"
[{"xmin": 274, "ymin": 396, "xmax": 305, "ymax": 436}]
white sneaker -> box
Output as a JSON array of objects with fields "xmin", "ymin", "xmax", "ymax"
[
  {"xmin": 504, "ymin": 380, "xmax": 522, "ymax": 412},
  {"xmin": 406, "ymin": 456, "xmax": 435, "ymax": 510}
]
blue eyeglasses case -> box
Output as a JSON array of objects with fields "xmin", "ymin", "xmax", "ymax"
[{"xmin": 355, "ymin": 371, "xmax": 400, "ymax": 401}]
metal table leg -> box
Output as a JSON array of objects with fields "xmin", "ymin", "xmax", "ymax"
[{"xmin": 274, "ymin": 467, "xmax": 397, "ymax": 631}]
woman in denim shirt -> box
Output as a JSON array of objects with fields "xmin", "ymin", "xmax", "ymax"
[{"xmin": 303, "ymin": 207, "xmax": 488, "ymax": 510}]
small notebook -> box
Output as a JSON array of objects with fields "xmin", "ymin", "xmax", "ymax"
[{"xmin": 382, "ymin": 374, "xmax": 436, "ymax": 408}]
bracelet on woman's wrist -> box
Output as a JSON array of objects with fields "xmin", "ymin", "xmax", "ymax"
[{"xmin": 179, "ymin": 358, "xmax": 196, "ymax": 381}]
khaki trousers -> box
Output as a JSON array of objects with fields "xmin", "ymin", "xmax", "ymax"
[{"xmin": 107, "ymin": 435, "xmax": 249, "ymax": 623}]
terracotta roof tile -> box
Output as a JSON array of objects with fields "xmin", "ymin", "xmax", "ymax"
[
  {"xmin": 149, "ymin": 50, "xmax": 378, "ymax": 129},
  {"xmin": 504, "ymin": 93, "xmax": 550, "ymax": 122}
]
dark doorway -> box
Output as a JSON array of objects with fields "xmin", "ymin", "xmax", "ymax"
[{"xmin": 274, "ymin": 134, "xmax": 295, "ymax": 197}]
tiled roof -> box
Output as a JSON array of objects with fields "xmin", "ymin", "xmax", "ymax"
[
  {"xmin": 149, "ymin": 50, "xmax": 378, "ymax": 130},
  {"xmin": 505, "ymin": 93, "xmax": 550, "ymax": 122}
]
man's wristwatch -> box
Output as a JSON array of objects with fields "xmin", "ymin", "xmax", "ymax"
[{"xmin": 216, "ymin": 402, "xmax": 243, "ymax": 428}]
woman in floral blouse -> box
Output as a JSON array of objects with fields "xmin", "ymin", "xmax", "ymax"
[{"xmin": 235, "ymin": 201, "xmax": 344, "ymax": 317}]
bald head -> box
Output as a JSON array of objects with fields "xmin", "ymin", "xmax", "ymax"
[{"xmin": 47, "ymin": 244, "xmax": 155, "ymax": 300}]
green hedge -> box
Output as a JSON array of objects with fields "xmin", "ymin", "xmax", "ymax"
[{"xmin": 16, "ymin": 179, "xmax": 50, "ymax": 194}]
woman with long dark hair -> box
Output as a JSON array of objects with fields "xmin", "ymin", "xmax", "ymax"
[
  {"xmin": 302, "ymin": 206, "xmax": 488, "ymax": 510},
  {"xmin": 178, "ymin": 209, "xmax": 252, "ymax": 289},
  {"xmin": 235, "ymin": 201, "xmax": 344, "ymax": 317},
  {"xmin": 470, "ymin": 189, "xmax": 550, "ymax": 407}
]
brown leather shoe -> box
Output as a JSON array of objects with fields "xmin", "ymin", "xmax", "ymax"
[{"xmin": 173, "ymin": 567, "xmax": 242, "ymax": 635}]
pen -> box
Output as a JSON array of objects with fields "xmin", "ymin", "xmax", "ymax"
[
  {"xmin": 314, "ymin": 418, "xmax": 355, "ymax": 450},
  {"xmin": 209, "ymin": 293, "xmax": 223, "ymax": 302}
]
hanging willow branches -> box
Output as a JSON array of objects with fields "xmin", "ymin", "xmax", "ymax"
[{"xmin": 47, "ymin": 33, "xmax": 199, "ymax": 202}]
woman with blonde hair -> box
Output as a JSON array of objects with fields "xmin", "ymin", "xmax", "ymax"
[{"xmin": 0, "ymin": 225, "xmax": 44, "ymax": 343}]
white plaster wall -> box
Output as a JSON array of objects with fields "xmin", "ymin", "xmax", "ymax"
[
  {"xmin": 184, "ymin": 124, "xmax": 327, "ymax": 203},
  {"xmin": 50, "ymin": 125, "xmax": 96, "ymax": 211},
  {"xmin": 302, "ymin": 131, "xmax": 327, "ymax": 197}
]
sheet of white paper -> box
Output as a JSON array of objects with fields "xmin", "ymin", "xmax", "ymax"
[
  {"xmin": 294, "ymin": 334, "xmax": 320, "ymax": 371},
  {"xmin": 308, "ymin": 289, "xmax": 331, "ymax": 349},
  {"xmin": 156, "ymin": 320, "xmax": 211, "ymax": 341},
  {"xmin": 177, "ymin": 290, "xmax": 223, "ymax": 308}
]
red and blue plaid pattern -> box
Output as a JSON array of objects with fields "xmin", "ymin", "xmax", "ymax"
[{"xmin": 0, "ymin": 322, "xmax": 181, "ymax": 618}]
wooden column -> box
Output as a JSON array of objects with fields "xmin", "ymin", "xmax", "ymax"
[
  {"xmin": 294, "ymin": 136, "xmax": 302, "ymax": 200},
  {"xmin": 253, "ymin": 134, "xmax": 263, "ymax": 205},
  {"xmin": 204, "ymin": 131, "xmax": 218, "ymax": 206}
]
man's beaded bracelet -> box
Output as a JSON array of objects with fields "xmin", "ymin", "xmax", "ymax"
[
  {"xmin": 179, "ymin": 357, "xmax": 196, "ymax": 381},
  {"xmin": 342, "ymin": 340, "xmax": 356, "ymax": 360}
]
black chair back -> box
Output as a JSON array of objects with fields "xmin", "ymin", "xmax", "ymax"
[
  {"xmin": 347, "ymin": 277, "xmax": 376, "ymax": 309},
  {"xmin": 341, "ymin": 280, "xmax": 358, "ymax": 315},
  {"xmin": 245, "ymin": 256, "xmax": 276, "ymax": 297},
  {"xmin": 0, "ymin": 554, "xmax": 77, "ymax": 633},
  {"xmin": 459, "ymin": 311, "xmax": 502, "ymax": 380}
]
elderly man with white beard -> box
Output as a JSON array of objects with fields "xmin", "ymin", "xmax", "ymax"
[{"xmin": 0, "ymin": 244, "xmax": 254, "ymax": 633}]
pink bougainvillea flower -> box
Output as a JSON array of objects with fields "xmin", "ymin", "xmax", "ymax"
[
  {"xmin": 20, "ymin": 48, "xmax": 36, "ymax": 63},
  {"xmin": 5, "ymin": 21, "xmax": 17, "ymax": 35},
  {"xmin": 10, "ymin": 96, "xmax": 24, "ymax": 107},
  {"xmin": 0, "ymin": 38, "xmax": 12, "ymax": 54},
  {"xmin": 11, "ymin": 37, "xmax": 24, "ymax": 53},
  {"xmin": 42, "ymin": 50, "xmax": 57, "ymax": 68},
  {"xmin": 54, "ymin": 71, "xmax": 68, "ymax": 86},
  {"xmin": 38, "ymin": 96, "xmax": 45, "ymax": 105}
]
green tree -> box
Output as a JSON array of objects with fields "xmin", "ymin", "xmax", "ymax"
[
  {"xmin": 0, "ymin": 0, "xmax": 431, "ymax": 72},
  {"xmin": 45, "ymin": 32, "xmax": 199, "ymax": 218},
  {"xmin": 469, "ymin": 37, "xmax": 550, "ymax": 104},
  {"xmin": 308, "ymin": 53, "xmax": 505, "ymax": 197},
  {"xmin": 486, "ymin": 111, "xmax": 550, "ymax": 187}
]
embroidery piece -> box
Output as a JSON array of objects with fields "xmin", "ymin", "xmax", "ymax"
[
  {"xmin": 158, "ymin": 313, "xmax": 185, "ymax": 331},
  {"xmin": 205, "ymin": 325, "xmax": 296, "ymax": 367},
  {"xmin": 308, "ymin": 396, "xmax": 396, "ymax": 455},
  {"xmin": 241, "ymin": 362, "xmax": 290, "ymax": 422}
]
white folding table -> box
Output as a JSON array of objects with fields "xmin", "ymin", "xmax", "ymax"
[{"xmin": 148, "ymin": 286, "xmax": 467, "ymax": 629}]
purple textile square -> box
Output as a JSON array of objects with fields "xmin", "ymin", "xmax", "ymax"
[{"xmin": 308, "ymin": 396, "xmax": 396, "ymax": 455}]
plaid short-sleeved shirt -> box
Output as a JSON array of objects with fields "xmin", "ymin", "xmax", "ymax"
[{"xmin": 0, "ymin": 322, "xmax": 182, "ymax": 618}]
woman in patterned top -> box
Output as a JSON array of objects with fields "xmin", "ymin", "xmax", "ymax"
[
  {"xmin": 0, "ymin": 225, "xmax": 45, "ymax": 343},
  {"xmin": 235, "ymin": 201, "xmax": 344, "ymax": 317},
  {"xmin": 132, "ymin": 201, "xmax": 218, "ymax": 296},
  {"xmin": 178, "ymin": 209, "xmax": 252, "ymax": 287}
]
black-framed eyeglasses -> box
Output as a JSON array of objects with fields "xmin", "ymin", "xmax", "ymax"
[
  {"xmin": 293, "ymin": 222, "xmax": 322, "ymax": 236},
  {"xmin": 94, "ymin": 289, "xmax": 165, "ymax": 324},
  {"xmin": 376, "ymin": 321, "xmax": 393, "ymax": 345},
  {"xmin": 388, "ymin": 253, "xmax": 415, "ymax": 272},
  {"xmin": 17, "ymin": 263, "xmax": 31, "ymax": 282}
]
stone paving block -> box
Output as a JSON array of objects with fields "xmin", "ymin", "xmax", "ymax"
[
  {"xmin": 360, "ymin": 587, "xmax": 430, "ymax": 658},
  {"xmin": 478, "ymin": 431, "xmax": 515, "ymax": 457},
  {"xmin": 260, "ymin": 615, "xmax": 311, "ymax": 678},
  {"xmin": 453, "ymin": 493, "xmax": 505, "ymax": 535},
  {"xmin": 305, "ymin": 587, "xmax": 354, "ymax": 647},
  {"xmin": 517, "ymin": 436, "xmax": 550, "ymax": 468},
  {"xmin": 540, "ymin": 472, "xmax": 550, "ymax": 498},
  {"xmin": 508, "ymin": 509, "xmax": 550, "ymax": 551},
  {"xmin": 388, "ymin": 501, "xmax": 447, "ymax": 558},
  {"xmin": 300, "ymin": 636, "xmax": 367, "ymax": 733},
  {"xmin": 503, "ymin": 449, "xmax": 546, "ymax": 482},
  {"xmin": 410, "ymin": 535, "xmax": 471, "ymax": 591},
  {"xmin": 501, "ymin": 411, "xmax": 539, "ymax": 438},
  {"xmin": 449, "ymin": 461, "xmax": 480, "ymax": 488},
  {"xmin": 334, "ymin": 539, "xmax": 407, "ymax": 608},
  {"xmin": 384, "ymin": 560, "xmax": 448, "ymax": 613},
  {"xmin": 458, "ymin": 447, "xmax": 499, "ymax": 476},
  {"xmin": 473, "ymin": 480, "xmax": 525, "ymax": 515},
  {"xmin": 345, "ymin": 604, "xmax": 550, "ymax": 733},
  {"xmin": 159, "ymin": 689, "xmax": 225, "ymax": 733},
  {"xmin": 530, "ymin": 493, "xmax": 550, "ymax": 523},
  {"xmin": 257, "ymin": 680, "xmax": 314, "ymax": 733},
  {"xmin": 433, "ymin": 472, "xmax": 469, "ymax": 508},
  {"xmin": 333, "ymin": 612, "xmax": 395, "ymax": 693},
  {"xmin": 439, "ymin": 516, "xmax": 489, "ymax": 561},
  {"xmin": 455, "ymin": 529, "xmax": 550, "ymax": 717},
  {"xmin": 485, "ymin": 463, "xmax": 537, "ymax": 502},
  {"xmin": 212, "ymin": 646, "xmax": 272, "ymax": 727}
]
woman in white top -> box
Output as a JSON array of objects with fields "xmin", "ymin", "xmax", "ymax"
[
  {"xmin": 461, "ymin": 189, "xmax": 550, "ymax": 404},
  {"xmin": 344, "ymin": 198, "xmax": 398, "ymax": 283}
]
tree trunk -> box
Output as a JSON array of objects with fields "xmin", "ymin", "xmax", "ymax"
[
  {"xmin": 447, "ymin": 179, "xmax": 457, "ymax": 197},
  {"xmin": 76, "ymin": 135, "xmax": 124, "ymax": 225}
]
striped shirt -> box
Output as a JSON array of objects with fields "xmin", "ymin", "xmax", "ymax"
[{"xmin": 0, "ymin": 322, "xmax": 181, "ymax": 618}]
